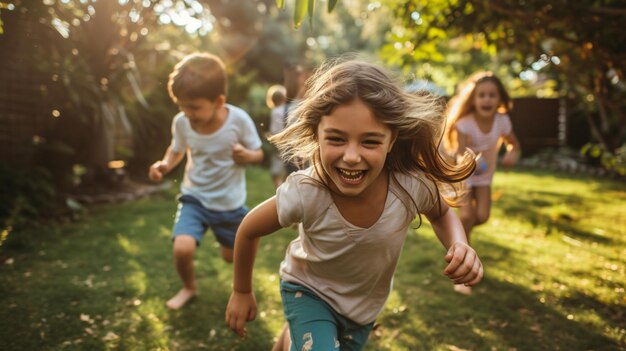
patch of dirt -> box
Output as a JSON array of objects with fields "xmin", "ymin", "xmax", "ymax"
[{"xmin": 66, "ymin": 179, "xmax": 173, "ymax": 205}]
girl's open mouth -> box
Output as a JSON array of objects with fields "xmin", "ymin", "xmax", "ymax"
[{"xmin": 337, "ymin": 168, "xmax": 366, "ymax": 184}]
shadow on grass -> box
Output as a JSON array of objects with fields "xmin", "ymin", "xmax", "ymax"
[
  {"xmin": 370, "ymin": 229, "xmax": 623, "ymax": 351},
  {"xmin": 494, "ymin": 189, "xmax": 614, "ymax": 244},
  {"xmin": 559, "ymin": 285, "xmax": 625, "ymax": 327}
]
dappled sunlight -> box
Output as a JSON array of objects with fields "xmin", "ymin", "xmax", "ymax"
[
  {"xmin": 155, "ymin": 0, "xmax": 215, "ymax": 35},
  {"xmin": 158, "ymin": 225, "xmax": 172, "ymax": 239},
  {"xmin": 124, "ymin": 259, "xmax": 148, "ymax": 295},
  {"xmin": 240, "ymin": 266, "xmax": 288, "ymax": 345},
  {"xmin": 117, "ymin": 233, "xmax": 141, "ymax": 255},
  {"xmin": 132, "ymin": 216, "xmax": 146, "ymax": 227},
  {"xmin": 375, "ymin": 290, "xmax": 439, "ymax": 349},
  {"xmin": 115, "ymin": 298, "xmax": 171, "ymax": 350},
  {"xmin": 478, "ymin": 269, "xmax": 621, "ymax": 346}
]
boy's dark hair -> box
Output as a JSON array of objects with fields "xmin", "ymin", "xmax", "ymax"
[
  {"xmin": 168, "ymin": 53, "xmax": 227, "ymax": 102},
  {"xmin": 266, "ymin": 85, "xmax": 286, "ymax": 109},
  {"xmin": 272, "ymin": 89, "xmax": 286, "ymax": 106}
]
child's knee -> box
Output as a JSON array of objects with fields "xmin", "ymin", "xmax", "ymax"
[{"xmin": 173, "ymin": 235, "xmax": 196, "ymax": 258}]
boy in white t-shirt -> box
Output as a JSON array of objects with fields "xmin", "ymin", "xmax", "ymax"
[{"xmin": 149, "ymin": 53, "xmax": 263, "ymax": 309}]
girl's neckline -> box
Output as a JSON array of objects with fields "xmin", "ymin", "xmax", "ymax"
[
  {"xmin": 329, "ymin": 171, "xmax": 391, "ymax": 230},
  {"xmin": 471, "ymin": 113, "xmax": 497, "ymax": 135}
]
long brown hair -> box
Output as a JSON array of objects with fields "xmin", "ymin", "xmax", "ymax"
[
  {"xmin": 270, "ymin": 57, "xmax": 475, "ymax": 213},
  {"xmin": 443, "ymin": 72, "xmax": 511, "ymax": 153}
]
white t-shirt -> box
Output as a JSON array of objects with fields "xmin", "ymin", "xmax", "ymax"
[
  {"xmin": 268, "ymin": 104, "xmax": 287, "ymax": 175},
  {"xmin": 276, "ymin": 167, "xmax": 438, "ymax": 325},
  {"xmin": 455, "ymin": 113, "xmax": 512, "ymax": 186},
  {"xmin": 171, "ymin": 104, "xmax": 262, "ymax": 211},
  {"xmin": 269, "ymin": 105, "xmax": 286, "ymax": 135}
]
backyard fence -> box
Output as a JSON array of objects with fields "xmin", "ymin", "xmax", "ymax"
[{"xmin": 510, "ymin": 97, "xmax": 589, "ymax": 156}]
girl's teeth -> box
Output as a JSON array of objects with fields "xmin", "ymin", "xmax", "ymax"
[{"xmin": 338, "ymin": 168, "xmax": 364, "ymax": 180}]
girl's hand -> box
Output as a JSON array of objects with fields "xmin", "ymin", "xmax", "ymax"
[
  {"xmin": 500, "ymin": 149, "xmax": 519, "ymax": 167},
  {"xmin": 225, "ymin": 291, "xmax": 257, "ymax": 338},
  {"xmin": 443, "ymin": 242, "xmax": 483, "ymax": 286}
]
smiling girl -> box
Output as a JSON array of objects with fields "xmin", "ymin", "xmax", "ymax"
[
  {"xmin": 225, "ymin": 59, "xmax": 483, "ymax": 350},
  {"xmin": 444, "ymin": 72, "xmax": 521, "ymax": 295}
]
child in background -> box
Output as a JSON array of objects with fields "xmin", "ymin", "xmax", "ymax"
[
  {"xmin": 282, "ymin": 63, "xmax": 308, "ymax": 113},
  {"xmin": 266, "ymin": 84, "xmax": 288, "ymax": 188},
  {"xmin": 443, "ymin": 72, "xmax": 521, "ymax": 295},
  {"xmin": 149, "ymin": 53, "xmax": 263, "ymax": 309},
  {"xmin": 282, "ymin": 63, "xmax": 313, "ymax": 173},
  {"xmin": 225, "ymin": 59, "xmax": 483, "ymax": 350}
]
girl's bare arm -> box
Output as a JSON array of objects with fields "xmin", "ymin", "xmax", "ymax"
[
  {"xmin": 232, "ymin": 196, "xmax": 282, "ymax": 293},
  {"xmin": 501, "ymin": 131, "xmax": 521, "ymax": 167},
  {"xmin": 455, "ymin": 129, "xmax": 471, "ymax": 158},
  {"xmin": 426, "ymin": 200, "xmax": 466, "ymax": 248},
  {"xmin": 426, "ymin": 199, "xmax": 483, "ymax": 286},
  {"xmin": 226, "ymin": 196, "xmax": 283, "ymax": 337}
]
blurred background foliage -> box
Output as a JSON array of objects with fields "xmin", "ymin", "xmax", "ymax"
[{"xmin": 0, "ymin": 0, "xmax": 624, "ymax": 234}]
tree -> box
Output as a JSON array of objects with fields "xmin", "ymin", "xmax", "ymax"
[
  {"xmin": 380, "ymin": 0, "xmax": 625, "ymax": 151},
  {"xmin": 0, "ymin": 0, "xmax": 172, "ymax": 187}
]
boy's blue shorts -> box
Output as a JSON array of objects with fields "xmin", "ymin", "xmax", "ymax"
[
  {"xmin": 172, "ymin": 194, "xmax": 248, "ymax": 248},
  {"xmin": 280, "ymin": 280, "xmax": 375, "ymax": 351}
]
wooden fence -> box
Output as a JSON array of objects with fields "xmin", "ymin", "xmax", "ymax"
[{"xmin": 510, "ymin": 98, "xmax": 589, "ymax": 156}]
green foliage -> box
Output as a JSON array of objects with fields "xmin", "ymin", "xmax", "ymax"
[
  {"xmin": 293, "ymin": 0, "xmax": 309, "ymax": 28},
  {"xmin": 580, "ymin": 142, "xmax": 626, "ymax": 176},
  {"xmin": 1, "ymin": 0, "xmax": 383, "ymax": 203},
  {"xmin": 0, "ymin": 165, "xmax": 56, "ymax": 234},
  {"xmin": 276, "ymin": 0, "xmax": 332, "ymax": 28},
  {"xmin": 328, "ymin": 0, "xmax": 338, "ymax": 12},
  {"xmin": 0, "ymin": 0, "xmax": 174, "ymax": 185}
]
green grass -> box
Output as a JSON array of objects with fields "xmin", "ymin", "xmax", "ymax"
[{"xmin": 1, "ymin": 167, "xmax": 624, "ymax": 350}]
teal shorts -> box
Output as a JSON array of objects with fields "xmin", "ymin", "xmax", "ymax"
[{"xmin": 280, "ymin": 280, "xmax": 375, "ymax": 351}]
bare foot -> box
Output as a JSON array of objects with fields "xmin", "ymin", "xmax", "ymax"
[
  {"xmin": 166, "ymin": 288, "xmax": 197, "ymax": 310},
  {"xmin": 454, "ymin": 284, "xmax": 472, "ymax": 295}
]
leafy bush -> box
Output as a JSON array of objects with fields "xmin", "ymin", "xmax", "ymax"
[
  {"xmin": 0, "ymin": 165, "xmax": 57, "ymax": 236},
  {"xmin": 580, "ymin": 142, "xmax": 626, "ymax": 176}
]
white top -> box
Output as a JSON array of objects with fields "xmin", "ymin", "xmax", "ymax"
[
  {"xmin": 276, "ymin": 167, "xmax": 438, "ymax": 325},
  {"xmin": 268, "ymin": 104, "xmax": 287, "ymax": 175},
  {"xmin": 269, "ymin": 105, "xmax": 286, "ymax": 135},
  {"xmin": 171, "ymin": 104, "xmax": 262, "ymax": 211},
  {"xmin": 455, "ymin": 113, "xmax": 512, "ymax": 186}
]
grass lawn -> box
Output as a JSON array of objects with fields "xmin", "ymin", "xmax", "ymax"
[{"xmin": 1, "ymin": 167, "xmax": 624, "ymax": 350}]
